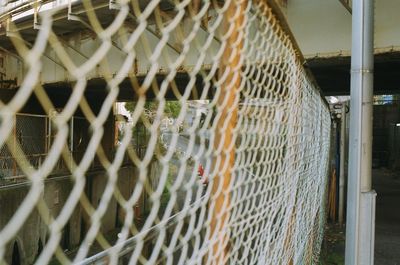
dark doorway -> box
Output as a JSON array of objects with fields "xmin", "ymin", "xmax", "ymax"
[
  {"xmin": 11, "ymin": 241, "xmax": 21, "ymax": 265},
  {"xmin": 372, "ymin": 100, "xmax": 400, "ymax": 264},
  {"xmin": 36, "ymin": 239, "xmax": 43, "ymax": 258},
  {"xmin": 62, "ymin": 222, "xmax": 70, "ymax": 250}
]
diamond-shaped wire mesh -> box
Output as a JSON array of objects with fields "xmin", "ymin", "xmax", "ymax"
[{"xmin": 0, "ymin": 0, "xmax": 331, "ymax": 264}]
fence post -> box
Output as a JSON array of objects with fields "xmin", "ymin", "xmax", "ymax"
[{"xmin": 209, "ymin": 0, "xmax": 245, "ymax": 264}]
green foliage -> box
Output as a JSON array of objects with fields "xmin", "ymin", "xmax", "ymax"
[
  {"xmin": 164, "ymin": 101, "xmax": 181, "ymax": 118},
  {"xmin": 124, "ymin": 101, "xmax": 182, "ymax": 159},
  {"xmin": 124, "ymin": 101, "xmax": 181, "ymax": 119}
]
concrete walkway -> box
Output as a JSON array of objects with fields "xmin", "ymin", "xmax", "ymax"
[{"xmin": 373, "ymin": 168, "xmax": 400, "ymax": 265}]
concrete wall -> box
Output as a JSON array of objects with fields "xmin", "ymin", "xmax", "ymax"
[
  {"xmin": 0, "ymin": 166, "xmax": 138, "ymax": 264},
  {"xmin": 287, "ymin": 0, "xmax": 400, "ymax": 57},
  {"xmin": 287, "ymin": 0, "xmax": 351, "ymax": 56},
  {"xmin": 0, "ymin": 177, "xmax": 81, "ymax": 265}
]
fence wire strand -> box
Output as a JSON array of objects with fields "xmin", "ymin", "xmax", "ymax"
[{"xmin": 0, "ymin": 0, "xmax": 330, "ymax": 264}]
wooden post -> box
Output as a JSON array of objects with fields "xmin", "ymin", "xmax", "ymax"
[{"xmin": 209, "ymin": 0, "xmax": 245, "ymax": 264}]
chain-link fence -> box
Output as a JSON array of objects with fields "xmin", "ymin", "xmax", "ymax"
[
  {"xmin": 0, "ymin": 114, "xmax": 111, "ymax": 182},
  {"xmin": 0, "ymin": 0, "xmax": 331, "ymax": 264},
  {"xmin": 0, "ymin": 114, "xmax": 47, "ymax": 180}
]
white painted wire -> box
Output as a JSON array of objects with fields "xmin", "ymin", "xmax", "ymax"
[{"xmin": 0, "ymin": 0, "xmax": 330, "ymax": 264}]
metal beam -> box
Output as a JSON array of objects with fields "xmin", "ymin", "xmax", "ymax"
[
  {"xmin": 127, "ymin": 13, "xmax": 183, "ymax": 54},
  {"xmin": 345, "ymin": 0, "xmax": 376, "ymax": 264},
  {"xmin": 3, "ymin": 32, "xmax": 66, "ymax": 70},
  {"xmin": 0, "ymin": 0, "xmax": 109, "ymax": 35},
  {"xmin": 58, "ymin": 36, "xmax": 89, "ymax": 59},
  {"xmin": 0, "ymin": 45, "xmax": 22, "ymax": 60}
]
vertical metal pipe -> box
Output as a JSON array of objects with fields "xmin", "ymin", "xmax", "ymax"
[
  {"xmin": 345, "ymin": 0, "xmax": 375, "ymax": 264},
  {"xmin": 33, "ymin": 0, "xmax": 38, "ymax": 26},
  {"xmin": 339, "ymin": 103, "xmax": 346, "ymax": 226},
  {"xmin": 70, "ymin": 117, "xmax": 74, "ymax": 169},
  {"xmin": 47, "ymin": 115, "xmax": 52, "ymax": 153},
  {"xmin": 13, "ymin": 115, "xmax": 16, "ymax": 176}
]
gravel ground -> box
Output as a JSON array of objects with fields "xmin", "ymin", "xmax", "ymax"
[{"xmin": 319, "ymin": 224, "xmax": 345, "ymax": 265}]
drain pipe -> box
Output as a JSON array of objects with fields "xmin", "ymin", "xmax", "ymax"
[
  {"xmin": 345, "ymin": 0, "xmax": 376, "ymax": 264},
  {"xmin": 339, "ymin": 103, "xmax": 346, "ymax": 226}
]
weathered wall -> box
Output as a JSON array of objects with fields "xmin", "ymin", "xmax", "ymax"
[
  {"xmin": 0, "ymin": 177, "xmax": 81, "ymax": 265},
  {"xmin": 0, "ymin": 166, "xmax": 138, "ymax": 264},
  {"xmin": 287, "ymin": 0, "xmax": 400, "ymax": 57}
]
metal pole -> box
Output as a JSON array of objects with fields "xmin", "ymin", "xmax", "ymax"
[
  {"xmin": 47, "ymin": 115, "xmax": 52, "ymax": 153},
  {"xmin": 339, "ymin": 103, "xmax": 346, "ymax": 226},
  {"xmin": 345, "ymin": 0, "xmax": 376, "ymax": 264},
  {"xmin": 70, "ymin": 117, "xmax": 74, "ymax": 169},
  {"xmin": 13, "ymin": 115, "xmax": 16, "ymax": 176}
]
